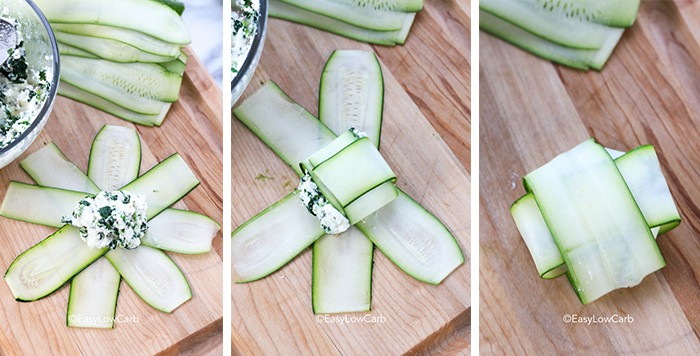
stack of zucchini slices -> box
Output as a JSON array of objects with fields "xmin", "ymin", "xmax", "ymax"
[
  {"xmin": 269, "ymin": 0, "xmax": 422, "ymax": 45},
  {"xmin": 35, "ymin": 0, "xmax": 190, "ymax": 126},
  {"xmin": 0, "ymin": 125, "xmax": 219, "ymax": 328},
  {"xmin": 511, "ymin": 140, "xmax": 681, "ymax": 304},
  {"xmin": 480, "ymin": 0, "xmax": 641, "ymax": 70},
  {"xmin": 232, "ymin": 50, "xmax": 464, "ymax": 314}
]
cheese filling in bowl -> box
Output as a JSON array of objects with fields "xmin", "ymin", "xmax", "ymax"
[
  {"xmin": 231, "ymin": 0, "xmax": 267, "ymax": 106},
  {"xmin": 0, "ymin": 0, "xmax": 59, "ymax": 169}
]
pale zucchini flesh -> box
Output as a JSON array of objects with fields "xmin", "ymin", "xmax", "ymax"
[
  {"xmin": 234, "ymin": 82, "xmax": 336, "ymax": 176},
  {"xmin": 88, "ymin": 125, "xmax": 142, "ymax": 191},
  {"xmin": 20, "ymin": 143, "xmax": 100, "ymax": 193},
  {"xmin": 480, "ymin": 0, "xmax": 623, "ymax": 50},
  {"xmin": 143, "ymin": 209, "xmax": 220, "ymax": 254},
  {"xmin": 67, "ymin": 258, "xmax": 121, "ymax": 328},
  {"xmin": 5, "ymin": 226, "xmax": 107, "ymax": 301},
  {"xmin": 57, "ymin": 81, "xmax": 171, "ymax": 127},
  {"xmin": 479, "ymin": 10, "xmax": 624, "ymax": 71},
  {"xmin": 61, "ymin": 56, "xmax": 182, "ymax": 115},
  {"xmin": 58, "ymin": 42, "xmax": 98, "ymax": 59},
  {"xmin": 356, "ymin": 191, "xmax": 464, "ymax": 284},
  {"xmin": 233, "ymin": 192, "xmax": 325, "ymax": 282},
  {"xmin": 34, "ymin": 0, "xmax": 191, "ymax": 45},
  {"xmin": 0, "ymin": 182, "xmax": 88, "ymax": 228},
  {"xmin": 55, "ymin": 31, "xmax": 176, "ymax": 63},
  {"xmin": 279, "ymin": 0, "xmax": 413, "ymax": 31},
  {"xmin": 121, "ymin": 154, "xmax": 199, "ymax": 219},
  {"xmin": 269, "ymin": 0, "xmax": 415, "ymax": 45},
  {"xmin": 312, "ymin": 227, "xmax": 373, "ymax": 314},
  {"xmin": 51, "ymin": 23, "xmax": 181, "ymax": 58},
  {"xmin": 320, "ymin": 50, "xmax": 384, "ymax": 146},
  {"xmin": 105, "ymin": 245, "xmax": 191, "ymax": 313}
]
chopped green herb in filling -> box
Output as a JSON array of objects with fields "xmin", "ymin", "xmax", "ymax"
[
  {"xmin": 298, "ymin": 174, "xmax": 350, "ymax": 235},
  {"xmin": 0, "ymin": 17, "xmax": 51, "ymax": 149},
  {"xmin": 231, "ymin": 0, "xmax": 260, "ymax": 76},
  {"xmin": 63, "ymin": 191, "xmax": 149, "ymax": 250}
]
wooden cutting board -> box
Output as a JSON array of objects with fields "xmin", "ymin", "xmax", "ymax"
[
  {"xmin": 231, "ymin": 1, "xmax": 471, "ymax": 354},
  {"xmin": 0, "ymin": 47, "xmax": 224, "ymax": 355},
  {"xmin": 480, "ymin": 0, "xmax": 700, "ymax": 353}
]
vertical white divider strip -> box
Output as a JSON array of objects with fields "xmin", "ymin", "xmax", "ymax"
[
  {"xmin": 223, "ymin": 0, "xmax": 233, "ymax": 355},
  {"xmin": 470, "ymin": 0, "xmax": 480, "ymax": 355}
]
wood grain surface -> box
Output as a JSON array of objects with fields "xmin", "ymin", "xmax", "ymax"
[
  {"xmin": 480, "ymin": 0, "xmax": 700, "ymax": 353},
  {"xmin": 231, "ymin": 1, "xmax": 471, "ymax": 354},
  {"xmin": 0, "ymin": 48, "xmax": 224, "ymax": 355}
]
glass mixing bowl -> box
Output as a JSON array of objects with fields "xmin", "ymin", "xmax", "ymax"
[
  {"xmin": 231, "ymin": 0, "xmax": 267, "ymax": 106},
  {"xmin": 0, "ymin": 0, "xmax": 59, "ymax": 169}
]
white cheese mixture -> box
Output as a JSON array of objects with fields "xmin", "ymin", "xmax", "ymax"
[
  {"xmin": 231, "ymin": 0, "xmax": 259, "ymax": 76},
  {"xmin": 298, "ymin": 174, "xmax": 350, "ymax": 235},
  {"xmin": 0, "ymin": 16, "xmax": 51, "ymax": 149},
  {"xmin": 63, "ymin": 191, "xmax": 149, "ymax": 250}
]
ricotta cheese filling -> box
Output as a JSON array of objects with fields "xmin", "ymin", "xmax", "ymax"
[
  {"xmin": 0, "ymin": 16, "xmax": 51, "ymax": 149},
  {"xmin": 298, "ymin": 174, "xmax": 350, "ymax": 235},
  {"xmin": 231, "ymin": 0, "xmax": 260, "ymax": 77},
  {"xmin": 63, "ymin": 191, "xmax": 149, "ymax": 250}
]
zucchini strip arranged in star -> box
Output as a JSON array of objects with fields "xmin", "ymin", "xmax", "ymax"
[
  {"xmin": 232, "ymin": 50, "xmax": 464, "ymax": 314},
  {"xmin": 1, "ymin": 125, "xmax": 219, "ymax": 328},
  {"xmin": 511, "ymin": 139, "xmax": 680, "ymax": 303},
  {"xmin": 479, "ymin": 0, "xmax": 641, "ymax": 70},
  {"xmin": 34, "ymin": 0, "xmax": 190, "ymax": 126},
  {"xmin": 269, "ymin": 0, "xmax": 419, "ymax": 46}
]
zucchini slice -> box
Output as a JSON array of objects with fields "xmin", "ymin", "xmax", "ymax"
[
  {"xmin": 55, "ymin": 31, "xmax": 177, "ymax": 63},
  {"xmin": 20, "ymin": 144, "xmax": 100, "ymax": 193},
  {"xmin": 479, "ymin": 10, "xmax": 623, "ymax": 71},
  {"xmin": 51, "ymin": 23, "xmax": 181, "ymax": 58},
  {"xmin": 234, "ymin": 82, "xmax": 337, "ymax": 176},
  {"xmin": 105, "ymin": 245, "xmax": 191, "ymax": 313},
  {"xmin": 88, "ymin": 125, "xmax": 142, "ymax": 191},
  {"xmin": 356, "ymin": 191, "xmax": 464, "ymax": 284},
  {"xmin": 232, "ymin": 192, "xmax": 325, "ymax": 283},
  {"xmin": 5, "ymin": 226, "xmax": 107, "ymax": 301},
  {"xmin": 616, "ymin": 145, "xmax": 681, "ymax": 234},
  {"xmin": 480, "ymin": 0, "xmax": 625, "ymax": 50},
  {"xmin": 312, "ymin": 228, "xmax": 372, "ymax": 314},
  {"xmin": 34, "ymin": 0, "xmax": 191, "ymax": 45},
  {"xmin": 511, "ymin": 193, "xmax": 567, "ymax": 279},
  {"xmin": 143, "ymin": 209, "xmax": 219, "ymax": 254},
  {"xmin": 279, "ymin": 0, "xmax": 413, "ymax": 31},
  {"xmin": 57, "ymin": 81, "xmax": 171, "ymax": 127},
  {"xmin": 61, "ymin": 56, "xmax": 182, "ymax": 114},
  {"xmin": 312, "ymin": 50, "xmax": 383, "ymax": 314},
  {"xmin": 269, "ymin": 0, "xmax": 415, "ymax": 45},
  {"xmin": 319, "ymin": 50, "xmax": 384, "ymax": 146},
  {"xmin": 67, "ymin": 258, "xmax": 121, "ymax": 328},
  {"xmin": 524, "ymin": 140, "xmax": 664, "ymax": 304},
  {"xmin": 0, "ymin": 182, "xmax": 87, "ymax": 228},
  {"xmin": 58, "ymin": 42, "xmax": 98, "ymax": 59}
]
